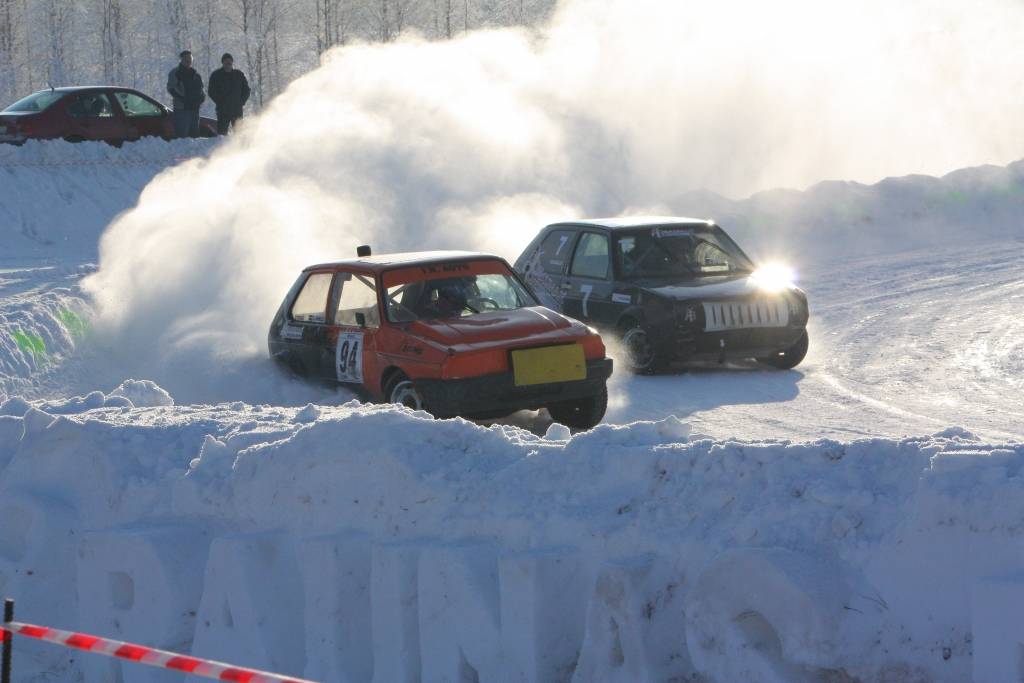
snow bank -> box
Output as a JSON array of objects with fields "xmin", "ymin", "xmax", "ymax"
[
  {"xmin": 0, "ymin": 263, "xmax": 93, "ymax": 396},
  {"xmin": 1, "ymin": 391, "xmax": 1021, "ymax": 682},
  {"xmin": 0, "ymin": 138, "xmax": 218, "ymax": 262}
]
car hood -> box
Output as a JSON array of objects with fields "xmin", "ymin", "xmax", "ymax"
[
  {"xmin": 641, "ymin": 275, "xmax": 784, "ymax": 300},
  {"xmin": 408, "ymin": 307, "xmax": 578, "ymax": 346}
]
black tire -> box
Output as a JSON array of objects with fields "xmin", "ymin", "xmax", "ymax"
[
  {"xmin": 547, "ymin": 385, "xmax": 608, "ymax": 430},
  {"xmin": 620, "ymin": 321, "xmax": 667, "ymax": 374},
  {"xmin": 384, "ymin": 371, "xmax": 429, "ymax": 412},
  {"xmin": 758, "ymin": 330, "xmax": 809, "ymax": 369},
  {"xmin": 63, "ymin": 136, "xmax": 85, "ymax": 144}
]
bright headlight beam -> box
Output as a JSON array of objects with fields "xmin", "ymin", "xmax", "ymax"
[{"xmin": 751, "ymin": 264, "xmax": 796, "ymax": 292}]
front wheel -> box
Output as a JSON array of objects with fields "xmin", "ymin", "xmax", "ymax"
[
  {"xmin": 385, "ymin": 372, "xmax": 428, "ymax": 412},
  {"xmin": 547, "ymin": 385, "xmax": 608, "ymax": 430},
  {"xmin": 621, "ymin": 323, "xmax": 666, "ymax": 374},
  {"xmin": 757, "ymin": 330, "xmax": 809, "ymax": 369}
]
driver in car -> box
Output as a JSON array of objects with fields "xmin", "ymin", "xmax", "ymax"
[
  {"xmin": 433, "ymin": 280, "xmax": 471, "ymax": 318},
  {"xmin": 414, "ymin": 278, "xmax": 476, "ymax": 319}
]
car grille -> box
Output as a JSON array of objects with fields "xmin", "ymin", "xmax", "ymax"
[{"xmin": 703, "ymin": 299, "xmax": 789, "ymax": 331}]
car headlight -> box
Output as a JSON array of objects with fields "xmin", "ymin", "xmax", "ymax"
[{"xmin": 751, "ymin": 264, "xmax": 796, "ymax": 292}]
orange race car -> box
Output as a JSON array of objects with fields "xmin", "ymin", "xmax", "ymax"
[{"xmin": 268, "ymin": 248, "xmax": 613, "ymax": 429}]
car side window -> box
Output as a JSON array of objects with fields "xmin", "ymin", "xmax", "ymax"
[
  {"xmin": 538, "ymin": 230, "xmax": 575, "ymax": 275},
  {"xmin": 570, "ymin": 232, "xmax": 610, "ymax": 279},
  {"xmin": 334, "ymin": 273, "xmax": 380, "ymax": 328},
  {"xmin": 115, "ymin": 91, "xmax": 163, "ymax": 118},
  {"xmin": 68, "ymin": 93, "xmax": 115, "ymax": 118},
  {"xmin": 290, "ymin": 272, "xmax": 333, "ymax": 323}
]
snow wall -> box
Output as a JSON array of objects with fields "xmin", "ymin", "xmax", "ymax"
[{"xmin": 1, "ymin": 391, "xmax": 1023, "ymax": 683}]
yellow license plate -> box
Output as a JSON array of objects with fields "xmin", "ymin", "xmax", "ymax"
[{"xmin": 512, "ymin": 344, "xmax": 587, "ymax": 387}]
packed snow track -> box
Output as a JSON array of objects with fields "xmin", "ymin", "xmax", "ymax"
[
  {"xmin": 8, "ymin": 238, "xmax": 1022, "ymax": 444},
  {"xmin": 602, "ymin": 239, "xmax": 1024, "ymax": 442}
]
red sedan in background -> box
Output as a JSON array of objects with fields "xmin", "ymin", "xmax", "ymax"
[{"xmin": 0, "ymin": 86, "xmax": 217, "ymax": 145}]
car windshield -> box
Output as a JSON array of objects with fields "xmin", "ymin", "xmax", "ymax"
[
  {"xmin": 386, "ymin": 272, "xmax": 538, "ymax": 323},
  {"xmin": 614, "ymin": 226, "xmax": 755, "ymax": 280},
  {"xmin": 3, "ymin": 91, "xmax": 64, "ymax": 113}
]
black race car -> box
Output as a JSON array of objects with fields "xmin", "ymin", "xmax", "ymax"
[{"xmin": 514, "ymin": 217, "xmax": 809, "ymax": 373}]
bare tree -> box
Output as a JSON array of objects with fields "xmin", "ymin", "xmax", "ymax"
[
  {"xmin": 369, "ymin": 0, "xmax": 420, "ymax": 42},
  {"xmin": 441, "ymin": 0, "xmax": 453, "ymax": 38},
  {"xmin": 43, "ymin": 0, "xmax": 73, "ymax": 86},
  {"xmin": 0, "ymin": 0, "xmax": 16, "ymax": 100},
  {"xmin": 374, "ymin": 0, "xmax": 392, "ymax": 42},
  {"xmin": 99, "ymin": 0, "xmax": 126, "ymax": 83},
  {"xmin": 197, "ymin": 0, "xmax": 219, "ymax": 80},
  {"xmin": 229, "ymin": 0, "xmax": 291, "ymax": 108},
  {"xmin": 314, "ymin": 0, "xmax": 351, "ymax": 56},
  {"xmin": 165, "ymin": 0, "xmax": 189, "ymax": 50}
]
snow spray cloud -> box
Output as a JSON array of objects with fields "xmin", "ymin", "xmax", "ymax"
[{"xmin": 84, "ymin": 0, "xmax": 1024, "ymax": 402}]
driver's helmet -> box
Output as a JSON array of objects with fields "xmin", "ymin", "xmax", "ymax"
[{"xmin": 434, "ymin": 281, "xmax": 469, "ymax": 316}]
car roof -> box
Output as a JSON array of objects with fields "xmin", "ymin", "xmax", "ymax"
[
  {"xmin": 48, "ymin": 86, "xmax": 138, "ymax": 93},
  {"xmin": 303, "ymin": 250, "xmax": 505, "ymax": 272},
  {"xmin": 547, "ymin": 216, "xmax": 717, "ymax": 231}
]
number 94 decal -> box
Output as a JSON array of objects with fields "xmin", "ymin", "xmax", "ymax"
[{"xmin": 336, "ymin": 332, "xmax": 364, "ymax": 383}]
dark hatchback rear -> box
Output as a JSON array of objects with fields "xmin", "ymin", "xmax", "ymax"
[{"xmin": 514, "ymin": 217, "xmax": 809, "ymax": 373}]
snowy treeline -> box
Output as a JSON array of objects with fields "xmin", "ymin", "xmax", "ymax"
[{"xmin": 0, "ymin": 0, "xmax": 554, "ymax": 111}]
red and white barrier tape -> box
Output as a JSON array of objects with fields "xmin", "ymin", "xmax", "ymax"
[{"xmin": 0, "ymin": 621, "xmax": 316, "ymax": 683}]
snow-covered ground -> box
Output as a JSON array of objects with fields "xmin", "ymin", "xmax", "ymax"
[
  {"xmin": 2, "ymin": 140, "xmax": 1024, "ymax": 682},
  {"xmin": 3, "ymin": 394, "xmax": 1022, "ymax": 683}
]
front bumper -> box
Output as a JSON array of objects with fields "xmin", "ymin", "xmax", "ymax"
[
  {"xmin": 647, "ymin": 319, "xmax": 806, "ymax": 363},
  {"xmin": 690, "ymin": 326, "xmax": 805, "ymax": 360},
  {"xmin": 417, "ymin": 358, "xmax": 613, "ymax": 419}
]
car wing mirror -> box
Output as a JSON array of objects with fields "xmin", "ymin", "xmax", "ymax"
[{"xmin": 355, "ymin": 312, "xmax": 366, "ymax": 328}]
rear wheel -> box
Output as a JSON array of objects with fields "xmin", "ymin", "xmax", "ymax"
[
  {"xmin": 385, "ymin": 372, "xmax": 428, "ymax": 412},
  {"xmin": 621, "ymin": 322, "xmax": 666, "ymax": 374},
  {"xmin": 757, "ymin": 330, "xmax": 809, "ymax": 369},
  {"xmin": 547, "ymin": 385, "xmax": 608, "ymax": 430}
]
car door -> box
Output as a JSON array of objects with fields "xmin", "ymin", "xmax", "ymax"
[
  {"xmin": 65, "ymin": 92, "xmax": 126, "ymax": 141},
  {"xmin": 327, "ymin": 270, "xmax": 382, "ymax": 387},
  {"xmin": 112, "ymin": 90, "xmax": 171, "ymax": 140},
  {"xmin": 518, "ymin": 228, "xmax": 577, "ymax": 310},
  {"xmin": 280, "ymin": 271, "xmax": 335, "ymax": 378},
  {"xmin": 562, "ymin": 231, "xmax": 615, "ymax": 325}
]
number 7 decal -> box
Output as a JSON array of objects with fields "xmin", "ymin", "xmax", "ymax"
[{"xmin": 580, "ymin": 284, "xmax": 593, "ymax": 318}]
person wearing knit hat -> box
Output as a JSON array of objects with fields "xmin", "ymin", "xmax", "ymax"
[{"xmin": 208, "ymin": 52, "xmax": 251, "ymax": 135}]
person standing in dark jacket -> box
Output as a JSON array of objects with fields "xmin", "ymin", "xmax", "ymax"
[
  {"xmin": 208, "ymin": 53, "xmax": 250, "ymax": 135},
  {"xmin": 166, "ymin": 50, "xmax": 206, "ymax": 138}
]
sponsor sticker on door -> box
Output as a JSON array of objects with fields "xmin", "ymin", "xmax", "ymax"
[
  {"xmin": 336, "ymin": 331, "xmax": 364, "ymax": 383},
  {"xmin": 280, "ymin": 323, "xmax": 304, "ymax": 340}
]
